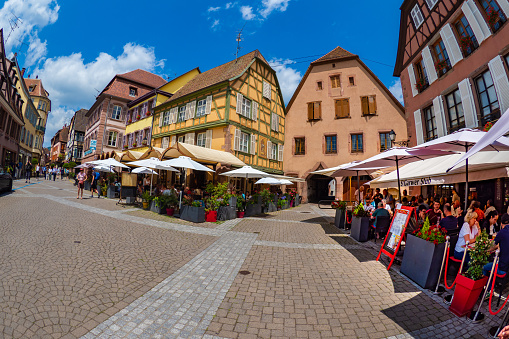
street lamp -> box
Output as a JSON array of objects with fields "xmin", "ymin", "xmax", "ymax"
[{"xmin": 389, "ymin": 130, "xmax": 396, "ymax": 142}]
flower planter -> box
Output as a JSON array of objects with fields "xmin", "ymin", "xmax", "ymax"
[
  {"xmin": 166, "ymin": 207, "xmax": 175, "ymax": 216},
  {"xmin": 217, "ymin": 206, "xmax": 236, "ymax": 221},
  {"xmin": 84, "ymin": 181, "xmax": 91, "ymax": 191},
  {"xmin": 150, "ymin": 201, "xmax": 165, "ymax": 214},
  {"xmin": 229, "ymin": 196, "xmax": 237, "ymax": 207},
  {"xmin": 237, "ymin": 211, "xmax": 245, "ymax": 218},
  {"xmin": 295, "ymin": 194, "xmax": 300, "ymax": 206},
  {"xmin": 350, "ymin": 216, "xmax": 370, "ymax": 242},
  {"xmin": 449, "ymin": 274, "xmax": 489, "ymax": 317},
  {"xmin": 334, "ymin": 209, "xmax": 346, "ymax": 229},
  {"xmin": 107, "ymin": 184, "xmax": 117, "ymax": 199},
  {"xmin": 205, "ymin": 210, "xmax": 217, "ymax": 222},
  {"xmin": 142, "ymin": 202, "xmax": 149, "ymax": 210},
  {"xmin": 181, "ymin": 205, "xmax": 205, "ymax": 223},
  {"xmin": 245, "ymin": 203, "xmax": 262, "ymax": 217},
  {"xmin": 400, "ymin": 234, "xmax": 446, "ymax": 289}
]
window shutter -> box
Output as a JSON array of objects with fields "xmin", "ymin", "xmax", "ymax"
[
  {"xmin": 278, "ymin": 144, "xmax": 283, "ymax": 162},
  {"xmin": 344, "ymin": 99, "xmax": 350, "ymax": 117},
  {"xmin": 103, "ymin": 129, "xmax": 109, "ymax": 147},
  {"xmin": 108, "ymin": 103, "xmax": 113, "ymax": 118},
  {"xmin": 250, "ymin": 134, "xmax": 256, "ymax": 155},
  {"xmin": 185, "ymin": 102, "xmax": 192, "ymax": 120},
  {"xmin": 138, "ymin": 131, "xmax": 143, "ymax": 146},
  {"xmin": 205, "ymin": 129, "xmax": 213, "ymax": 148},
  {"xmin": 368, "ymin": 96, "xmax": 377, "ymax": 114},
  {"xmin": 189, "ymin": 100, "xmax": 196, "ymax": 118},
  {"xmin": 205, "ymin": 95, "xmax": 212, "ymax": 115},
  {"xmin": 117, "ymin": 132, "xmax": 123, "ymax": 149},
  {"xmin": 497, "ymin": 0, "xmax": 509, "ymax": 18},
  {"xmin": 133, "ymin": 107, "xmax": 138, "ymax": 120},
  {"xmin": 124, "ymin": 108, "xmax": 129, "ymax": 123},
  {"xmin": 439, "ymin": 24, "xmax": 463, "ymax": 66},
  {"xmin": 488, "ymin": 56, "xmax": 509, "ymax": 113},
  {"xmin": 276, "ymin": 115, "xmax": 280, "ymax": 132},
  {"xmin": 141, "ymin": 129, "xmax": 145, "ymax": 144},
  {"xmin": 462, "ymin": 0, "xmax": 491, "ymax": 43},
  {"xmin": 173, "ymin": 107, "xmax": 179, "ymax": 123},
  {"xmin": 413, "ymin": 110, "xmax": 424, "ymax": 145},
  {"xmin": 407, "ymin": 65, "xmax": 419, "ymax": 97},
  {"xmin": 263, "ymin": 81, "xmax": 271, "ymax": 99},
  {"xmin": 315, "ymin": 102, "xmax": 322, "ymax": 119},
  {"xmin": 252, "ymin": 101, "xmax": 258, "ymax": 121},
  {"xmin": 146, "ymin": 127, "xmax": 152, "ymax": 142},
  {"xmin": 361, "ymin": 97, "xmax": 369, "ymax": 115},
  {"xmin": 432, "ymin": 96, "xmax": 447, "ymax": 137},
  {"xmin": 422, "ymin": 46, "xmax": 438, "ymax": 84},
  {"xmin": 307, "ymin": 103, "xmax": 313, "ymax": 121},
  {"xmin": 267, "ymin": 140, "xmax": 272, "ymax": 159},
  {"xmin": 159, "ymin": 113, "xmax": 163, "ymax": 127},
  {"xmin": 122, "ymin": 135, "xmax": 126, "ymax": 148},
  {"xmin": 185, "ymin": 132, "xmax": 194, "ymax": 145},
  {"xmin": 170, "ymin": 135, "xmax": 176, "ymax": 147},
  {"xmin": 236, "ymin": 93, "xmax": 243, "ymax": 114},
  {"xmin": 162, "ymin": 137, "xmax": 169, "ymax": 149},
  {"xmin": 234, "ymin": 128, "xmax": 241, "ymax": 151},
  {"xmin": 458, "ymin": 78, "xmax": 478, "ymax": 128}
]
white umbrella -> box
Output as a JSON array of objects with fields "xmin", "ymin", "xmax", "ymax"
[
  {"xmin": 93, "ymin": 165, "xmax": 114, "ymax": 173},
  {"xmin": 74, "ymin": 163, "xmax": 94, "ymax": 169},
  {"xmin": 278, "ymin": 179, "xmax": 294, "ymax": 185},
  {"xmin": 414, "ymin": 128, "xmax": 509, "ymax": 209},
  {"xmin": 128, "ymin": 157, "xmax": 178, "ymax": 193},
  {"xmin": 348, "ymin": 147, "xmax": 453, "ymax": 202},
  {"xmin": 221, "ymin": 166, "xmax": 270, "ymax": 197},
  {"xmin": 89, "ymin": 158, "xmax": 129, "ymax": 169},
  {"xmin": 132, "ymin": 167, "xmax": 158, "ymax": 175},
  {"xmin": 255, "ymin": 177, "xmax": 282, "ymax": 185}
]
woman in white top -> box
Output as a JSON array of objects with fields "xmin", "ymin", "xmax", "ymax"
[{"xmin": 454, "ymin": 211, "xmax": 480, "ymax": 265}]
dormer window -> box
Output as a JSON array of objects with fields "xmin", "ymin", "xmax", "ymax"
[
  {"xmin": 29, "ymin": 85, "xmax": 36, "ymax": 92},
  {"xmin": 129, "ymin": 87, "xmax": 138, "ymax": 97}
]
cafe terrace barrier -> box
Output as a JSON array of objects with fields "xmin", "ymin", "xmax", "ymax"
[{"xmin": 442, "ymin": 240, "xmax": 469, "ymax": 290}]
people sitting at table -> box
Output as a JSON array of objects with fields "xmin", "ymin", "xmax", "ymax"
[
  {"xmin": 454, "ymin": 211, "xmax": 481, "ymax": 265},
  {"xmin": 468, "ymin": 200, "xmax": 485, "ymax": 222},
  {"xmin": 143, "ymin": 175, "xmax": 151, "ymax": 192},
  {"xmin": 483, "ymin": 213, "xmax": 509, "ymax": 278},
  {"xmin": 382, "ymin": 199, "xmax": 392, "ymax": 215},
  {"xmin": 418, "ymin": 205, "xmax": 428, "ymax": 226},
  {"xmin": 439, "ymin": 203, "xmax": 459, "ymax": 232},
  {"xmin": 485, "ymin": 199, "xmax": 496, "ymax": 215},
  {"xmin": 373, "ymin": 188, "xmax": 383, "ymax": 207},
  {"xmin": 354, "ymin": 186, "xmax": 365, "ymax": 203},
  {"xmin": 427, "ymin": 201, "xmax": 444, "ymax": 225},
  {"xmin": 371, "ymin": 201, "xmax": 391, "ymax": 228},
  {"xmin": 382, "ymin": 189, "xmax": 394, "ymax": 209},
  {"xmin": 137, "ymin": 180, "xmax": 143, "ymax": 196},
  {"xmin": 482, "ymin": 210, "xmax": 500, "ymax": 238}
]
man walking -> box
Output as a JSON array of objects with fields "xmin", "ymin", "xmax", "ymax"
[
  {"xmin": 76, "ymin": 168, "xmax": 87, "ymax": 199},
  {"xmin": 25, "ymin": 160, "xmax": 32, "ymax": 183},
  {"xmin": 90, "ymin": 169, "xmax": 100, "ymax": 198},
  {"xmin": 35, "ymin": 164, "xmax": 40, "ymax": 180},
  {"xmin": 52, "ymin": 167, "xmax": 57, "ymax": 181}
]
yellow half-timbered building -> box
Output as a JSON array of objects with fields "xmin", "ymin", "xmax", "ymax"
[{"xmin": 152, "ymin": 50, "xmax": 286, "ymax": 175}]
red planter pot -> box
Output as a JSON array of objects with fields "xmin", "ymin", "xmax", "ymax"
[
  {"xmin": 237, "ymin": 211, "xmax": 245, "ymax": 218},
  {"xmin": 205, "ymin": 210, "xmax": 217, "ymax": 222},
  {"xmin": 449, "ymin": 274, "xmax": 489, "ymax": 317},
  {"xmin": 166, "ymin": 208, "xmax": 174, "ymax": 216}
]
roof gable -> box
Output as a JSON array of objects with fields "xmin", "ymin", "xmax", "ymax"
[
  {"xmin": 118, "ymin": 69, "xmax": 166, "ymax": 88},
  {"xmin": 311, "ymin": 46, "xmax": 357, "ymax": 65}
]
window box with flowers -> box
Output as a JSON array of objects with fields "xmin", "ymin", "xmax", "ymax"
[
  {"xmin": 128, "ymin": 119, "xmax": 132, "ymax": 124},
  {"xmin": 123, "ymin": 144, "xmax": 128, "ymax": 149},
  {"xmin": 401, "ymin": 217, "xmax": 448, "ymax": 289},
  {"xmin": 435, "ymin": 60, "xmax": 450, "ymax": 76},
  {"xmin": 142, "ymin": 139, "xmax": 148, "ymax": 145},
  {"xmin": 415, "ymin": 77, "xmax": 428, "ymax": 93},
  {"xmin": 133, "ymin": 142, "xmax": 137, "ymax": 148},
  {"xmin": 483, "ymin": 121, "xmax": 494, "ymax": 132},
  {"xmin": 136, "ymin": 114, "xmax": 141, "ymax": 120},
  {"xmin": 487, "ymin": 6, "xmax": 503, "ymax": 31},
  {"xmin": 459, "ymin": 35, "xmax": 476, "ymax": 56}
]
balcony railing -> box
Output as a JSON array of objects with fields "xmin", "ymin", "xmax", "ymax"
[{"xmin": 36, "ymin": 125, "xmax": 45, "ymax": 132}]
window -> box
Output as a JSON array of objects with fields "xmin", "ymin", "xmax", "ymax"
[
  {"xmin": 325, "ymin": 135, "xmax": 337, "ymax": 154},
  {"xmin": 107, "ymin": 131, "xmax": 118, "ymax": 147},
  {"xmin": 334, "ymin": 99, "xmax": 350, "ymax": 119},
  {"xmin": 37, "ymin": 100, "xmax": 46, "ymax": 111},
  {"xmin": 330, "ymin": 75, "xmax": 341, "ymax": 88},
  {"xmin": 307, "ymin": 101, "xmax": 322, "ymax": 121},
  {"xmin": 424, "ymin": 0, "xmax": 438, "ymax": 9},
  {"xmin": 379, "ymin": 132, "xmax": 392, "ymax": 151},
  {"xmin": 111, "ymin": 105, "xmax": 122, "ymax": 120},
  {"xmin": 271, "ymin": 113, "xmax": 279, "ymax": 131},
  {"xmin": 240, "ymin": 97, "xmax": 251, "ymax": 118},
  {"xmin": 455, "ymin": 15, "xmax": 479, "ymax": 56},
  {"xmin": 481, "ymin": 0, "xmax": 507, "ymax": 32},
  {"xmin": 163, "ymin": 111, "xmax": 170, "ymax": 125},
  {"xmin": 349, "ymin": 76, "xmax": 355, "ymax": 86},
  {"xmin": 196, "ymin": 99, "xmax": 207, "ymax": 117},
  {"xmin": 178, "ymin": 106, "xmax": 186, "ymax": 122},
  {"xmin": 178, "ymin": 135, "xmax": 185, "ymax": 143},
  {"xmin": 414, "ymin": 59, "xmax": 429, "ymax": 92},
  {"xmin": 239, "ymin": 131, "xmax": 250, "ymax": 153},
  {"xmin": 29, "ymin": 85, "xmax": 35, "ymax": 92},
  {"xmin": 196, "ymin": 132, "xmax": 206, "ymax": 147},
  {"xmin": 423, "ymin": 106, "xmax": 438, "ymax": 141},
  {"xmin": 129, "ymin": 87, "xmax": 137, "ymax": 97},
  {"xmin": 360, "ymin": 96, "xmax": 377, "ymax": 115},
  {"xmin": 411, "ymin": 4, "xmax": 424, "ymax": 28},
  {"xmin": 317, "ymin": 81, "xmax": 323, "ymax": 90},
  {"xmin": 445, "ymin": 89, "xmax": 465, "ymax": 133},
  {"xmin": 432, "ymin": 39, "xmax": 451, "ymax": 76},
  {"xmin": 271, "ymin": 142, "xmax": 278, "ymax": 160},
  {"xmin": 351, "ymin": 134, "xmax": 363, "ymax": 152},
  {"xmin": 295, "ymin": 137, "xmax": 305, "ymax": 155},
  {"xmin": 475, "ymin": 70, "xmax": 500, "ymax": 125}
]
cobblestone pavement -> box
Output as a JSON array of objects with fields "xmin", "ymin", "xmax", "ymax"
[{"xmin": 1, "ymin": 180, "xmax": 503, "ymax": 338}]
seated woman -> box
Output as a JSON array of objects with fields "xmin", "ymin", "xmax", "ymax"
[
  {"xmin": 454, "ymin": 211, "xmax": 481, "ymax": 265},
  {"xmin": 482, "ymin": 210, "xmax": 499, "ymax": 238}
]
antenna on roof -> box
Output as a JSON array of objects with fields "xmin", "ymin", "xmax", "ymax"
[
  {"xmin": 235, "ymin": 23, "xmax": 246, "ymax": 61},
  {"xmin": 6, "ymin": 12, "xmax": 22, "ymax": 44}
]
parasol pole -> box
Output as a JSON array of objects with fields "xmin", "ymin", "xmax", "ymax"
[
  {"xmin": 464, "ymin": 144, "xmax": 469, "ymax": 211},
  {"xmin": 357, "ymin": 170, "xmax": 360, "ymax": 204},
  {"xmin": 396, "ymin": 157, "xmax": 401, "ymax": 203}
]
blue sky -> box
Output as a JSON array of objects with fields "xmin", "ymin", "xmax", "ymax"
[{"xmin": 0, "ymin": 0, "xmax": 404, "ymax": 147}]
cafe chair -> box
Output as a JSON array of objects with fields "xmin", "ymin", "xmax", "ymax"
[{"xmin": 374, "ymin": 216, "xmax": 391, "ymax": 243}]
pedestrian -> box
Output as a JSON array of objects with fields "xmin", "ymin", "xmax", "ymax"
[
  {"xmin": 52, "ymin": 167, "xmax": 57, "ymax": 181},
  {"xmin": 60, "ymin": 167, "xmax": 64, "ymax": 180},
  {"xmin": 25, "ymin": 160, "xmax": 32, "ymax": 183},
  {"xmin": 35, "ymin": 164, "xmax": 40, "ymax": 180},
  {"xmin": 17, "ymin": 161, "xmax": 22, "ymax": 180},
  {"xmin": 76, "ymin": 168, "xmax": 87, "ymax": 199},
  {"xmin": 90, "ymin": 169, "xmax": 100, "ymax": 198}
]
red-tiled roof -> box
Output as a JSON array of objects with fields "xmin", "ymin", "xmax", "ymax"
[
  {"xmin": 311, "ymin": 46, "xmax": 357, "ymax": 65},
  {"xmin": 24, "ymin": 78, "xmax": 49, "ymax": 97},
  {"xmin": 118, "ymin": 69, "xmax": 166, "ymax": 88}
]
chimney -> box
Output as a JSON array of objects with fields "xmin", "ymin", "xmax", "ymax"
[
  {"xmin": 35, "ymin": 75, "xmax": 38, "ymax": 79},
  {"xmin": 21, "ymin": 68, "xmax": 25, "ymax": 76}
]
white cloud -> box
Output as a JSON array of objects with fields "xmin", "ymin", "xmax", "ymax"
[
  {"xmin": 260, "ymin": 0, "xmax": 290, "ymax": 18},
  {"xmin": 240, "ymin": 6, "xmax": 255, "ymax": 20},
  {"xmin": 24, "ymin": 35, "xmax": 46, "ymax": 67},
  {"xmin": 207, "ymin": 6, "xmax": 220, "ymax": 12},
  {"xmin": 211, "ymin": 19, "xmax": 220, "ymax": 29},
  {"xmin": 34, "ymin": 43, "xmax": 163, "ymax": 146},
  {"xmin": 389, "ymin": 79, "xmax": 404, "ymax": 105},
  {"xmin": 269, "ymin": 58, "xmax": 301, "ymax": 104},
  {"xmin": 225, "ymin": 2, "xmax": 234, "ymax": 9},
  {"xmin": 0, "ymin": 0, "xmax": 59, "ymax": 62}
]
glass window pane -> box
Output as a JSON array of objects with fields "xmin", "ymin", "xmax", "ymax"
[
  {"xmin": 484, "ymin": 72, "xmax": 494, "ymax": 87},
  {"xmin": 480, "ymin": 92, "xmax": 489, "ymax": 107},
  {"xmin": 477, "ymin": 78, "xmax": 486, "ymax": 92}
]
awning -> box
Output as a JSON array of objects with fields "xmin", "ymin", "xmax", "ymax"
[
  {"xmin": 114, "ymin": 150, "xmax": 144, "ymax": 162},
  {"xmin": 271, "ymin": 174, "xmax": 306, "ymax": 182},
  {"xmin": 161, "ymin": 142, "xmax": 246, "ymax": 167},
  {"xmin": 140, "ymin": 147, "xmax": 166, "ymax": 160},
  {"xmin": 369, "ymin": 151, "xmax": 509, "ymax": 188}
]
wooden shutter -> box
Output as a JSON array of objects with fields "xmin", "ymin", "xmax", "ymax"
[
  {"xmin": 233, "ymin": 128, "xmax": 240, "ymax": 151},
  {"xmin": 432, "ymin": 96, "xmax": 446, "ymax": 137},
  {"xmin": 185, "ymin": 102, "xmax": 192, "ymax": 120},
  {"xmin": 236, "ymin": 93, "xmax": 243, "ymax": 114},
  {"xmin": 278, "ymin": 144, "xmax": 283, "ymax": 162},
  {"xmin": 368, "ymin": 96, "xmax": 377, "ymax": 114},
  {"xmin": 413, "ymin": 110, "xmax": 424, "ymax": 145},
  {"xmin": 205, "ymin": 129, "xmax": 213, "ymax": 148},
  {"xmin": 170, "ymin": 135, "xmax": 176, "ymax": 147},
  {"xmin": 263, "ymin": 81, "xmax": 271, "ymax": 99},
  {"xmin": 103, "ymin": 129, "xmax": 109, "ymax": 147},
  {"xmin": 361, "ymin": 97, "xmax": 369, "ymax": 115},
  {"xmin": 138, "ymin": 131, "xmax": 143, "ymax": 145},
  {"xmin": 267, "ymin": 140, "xmax": 272, "ymax": 159},
  {"xmin": 159, "ymin": 113, "xmax": 163, "ymax": 127},
  {"xmin": 307, "ymin": 103, "xmax": 314, "ymax": 121},
  {"xmin": 335, "ymin": 99, "xmax": 350, "ymax": 118},
  {"xmin": 440, "ymin": 24, "xmax": 463, "ymax": 66},
  {"xmin": 146, "ymin": 127, "xmax": 152, "ymax": 143},
  {"xmin": 250, "ymin": 134, "xmax": 256, "ymax": 155},
  {"xmin": 252, "ymin": 101, "xmax": 258, "ymax": 121},
  {"xmin": 189, "ymin": 100, "xmax": 196, "ymax": 118},
  {"xmin": 458, "ymin": 78, "xmax": 478, "ymax": 128},
  {"xmin": 462, "ymin": 0, "xmax": 491, "ymax": 43},
  {"xmin": 205, "ymin": 95, "xmax": 212, "ymax": 115},
  {"xmin": 422, "ymin": 46, "xmax": 438, "ymax": 84},
  {"xmin": 185, "ymin": 132, "xmax": 194, "ymax": 145},
  {"xmin": 162, "ymin": 137, "xmax": 169, "ymax": 149},
  {"xmin": 488, "ymin": 55, "xmax": 509, "ymax": 113},
  {"xmin": 315, "ymin": 102, "xmax": 322, "ymax": 119},
  {"xmin": 107, "ymin": 103, "xmax": 113, "ymax": 118},
  {"xmin": 407, "ymin": 65, "xmax": 418, "ymax": 97},
  {"xmin": 117, "ymin": 132, "xmax": 123, "ymax": 149}
]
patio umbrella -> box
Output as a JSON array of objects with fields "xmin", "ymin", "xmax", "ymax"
[
  {"xmin": 413, "ymin": 128, "xmax": 509, "ymax": 209},
  {"xmin": 74, "ymin": 163, "xmax": 94, "ymax": 169},
  {"xmin": 255, "ymin": 177, "xmax": 282, "ymax": 185},
  {"xmin": 93, "ymin": 165, "xmax": 114, "ymax": 173},
  {"xmin": 278, "ymin": 179, "xmax": 294, "ymax": 185},
  {"xmin": 348, "ymin": 147, "xmax": 453, "ymax": 202},
  {"xmin": 89, "ymin": 158, "xmax": 129, "ymax": 169},
  {"xmin": 220, "ymin": 166, "xmax": 270, "ymax": 196},
  {"xmin": 127, "ymin": 157, "xmax": 178, "ymax": 193},
  {"xmin": 132, "ymin": 167, "xmax": 158, "ymax": 175}
]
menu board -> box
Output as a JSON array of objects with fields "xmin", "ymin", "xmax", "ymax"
[{"xmin": 384, "ymin": 209, "xmax": 409, "ymax": 254}]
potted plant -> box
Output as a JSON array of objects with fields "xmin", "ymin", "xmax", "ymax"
[
  {"xmin": 415, "ymin": 77, "xmax": 427, "ymax": 92},
  {"xmin": 435, "ymin": 60, "xmax": 449, "ymax": 75},
  {"xmin": 181, "ymin": 199, "xmax": 205, "ymax": 223},
  {"xmin": 236, "ymin": 195, "xmax": 246, "ymax": 218},
  {"xmin": 331, "ymin": 200, "xmax": 347, "ymax": 229},
  {"xmin": 136, "ymin": 114, "xmax": 141, "ymax": 120},
  {"xmin": 245, "ymin": 192, "xmax": 262, "ymax": 217},
  {"xmin": 123, "ymin": 144, "xmax": 128, "ymax": 149},
  {"xmin": 459, "ymin": 35, "xmax": 474, "ymax": 55},
  {"xmin": 400, "ymin": 217, "xmax": 447, "ymax": 289},
  {"xmin": 260, "ymin": 189, "xmax": 273, "ymax": 213},
  {"xmin": 106, "ymin": 173, "xmax": 117, "ymax": 198},
  {"xmin": 142, "ymin": 139, "xmax": 147, "ymax": 145},
  {"xmin": 449, "ymin": 231, "xmax": 491, "ymax": 317},
  {"xmin": 133, "ymin": 142, "xmax": 137, "ymax": 148},
  {"xmin": 166, "ymin": 193, "xmax": 178, "ymax": 216},
  {"xmin": 101, "ymin": 184, "xmax": 107, "ymax": 197},
  {"xmin": 351, "ymin": 204, "xmax": 370, "ymax": 242},
  {"xmin": 141, "ymin": 191, "xmax": 152, "ymax": 210},
  {"xmin": 483, "ymin": 121, "xmax": 494, "ymax": 132},
  {"xmin": 128, "ymin": 118, "xmax": 132, "ymax": 123},
  {"xmin": 487, "ymin": 6, "xmax": 500, "ymax": 30},
  {"xmin": 152, "ymin": 195, "xmax": 168, "ymax": 214}
]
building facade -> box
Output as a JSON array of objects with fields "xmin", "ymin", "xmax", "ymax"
[
  {"xmin": 50, "ymin": 127, "xmax": 68, "ymax": 163},
  {"xmin": 0, "ymin": 30, "xmax": 24, "ymax": 171},
  {"xmin": 66, "ymin": 109, "xmax": 87, "ymax": 164},
  {"xmin": 24, "ymin": 77, "xmax": 51, "ymax": 161},
  {"xmin": 152, "ymin": 50, "xmax": 286, "ymax": 184},
  {"xmin": 82, "ymin": 69, "xmax": 166, "ymax": 162},
  {"xmin": 284, "ymin": 47, "xmax": 407, "ymax": 203},
  {"xmin": 124, "ymin": 68, "xmax": 200, "ymax": 155}
]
